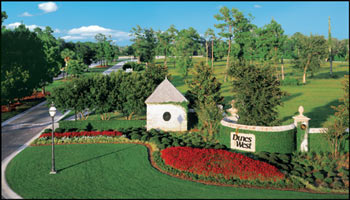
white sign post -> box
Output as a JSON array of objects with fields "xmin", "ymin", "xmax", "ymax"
[{"xmin": 230, "ymin": 132, "xmax": 256, "ymax": 152}]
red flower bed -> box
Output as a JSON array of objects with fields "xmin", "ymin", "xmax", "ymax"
[
  {"xmin": 95, "ymin": 65, "xmax": 108, "ymax": 68},
  {"xmin": 161, "ymin": 147, "xmax": 284, "ymax": 182},
  {"xmin": 1, "ymin": 92, "xmax": 50, "ymax": 113},
  {"xmin": 39, "ymin": 130, "xmax": 123, "ymax": 139}
]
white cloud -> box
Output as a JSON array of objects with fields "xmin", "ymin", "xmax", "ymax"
[
  {"xmin": 38, "ymin": 2, "xmax": 58, "ymax": 13},
  {"xmin": 20, "ymin": 12, "xmax": 33, "ymax": 17},
  {"xmin": 61, "ymin": 35, "xmax": 86, "ymax": 40},
  {"xmin": 254, "ymin": 5, "xmax": 262, "ymax": 8},
  {"xmin": 6, "ymin": 22, "xmax": 44, "ymax": 31},
  {"xmin": 65, "ymin": 25, "xmax": 131, "ymax": 42},
  {"xmin": 68, "ymin": 25, "xmax": 113, "ymax": 36},
  {"xmin": 54, "ymin": 28, "xmax": 60, "ymax": 33}
]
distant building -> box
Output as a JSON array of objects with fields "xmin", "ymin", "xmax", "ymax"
[{"xmin": 145, "ymin": 77, "xmax": 188, "ymax": 132}]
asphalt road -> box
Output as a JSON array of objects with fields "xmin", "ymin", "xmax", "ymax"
[
  {"xmin": 1, "ymin": 101, "xmax": 66, "ymax": 161},
  {"xmin": 1, "ymin": 60, "xmax": 132, "ymax": 199}
]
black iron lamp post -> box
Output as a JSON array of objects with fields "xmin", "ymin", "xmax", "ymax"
[{"xmin": 49, "ymin": 103, "xmax": 57, "ymax": 174}]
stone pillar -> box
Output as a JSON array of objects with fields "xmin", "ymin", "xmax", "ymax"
[{"xmin": 293, "ymin": 106, "xmax": 311, "ymax": 152}]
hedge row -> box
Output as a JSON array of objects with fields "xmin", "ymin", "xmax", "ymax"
[
  {"xmin": 218, "ymin": 125, "xmax": 296, "ymax": 153},
  {"xmin": 58, "ymin": 120, "xmax": 146, "ymax": 131}
]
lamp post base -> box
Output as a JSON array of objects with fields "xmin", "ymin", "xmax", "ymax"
[{"xmin": 49, "ymin": 171, "xmax": 57, "ymax": 174}]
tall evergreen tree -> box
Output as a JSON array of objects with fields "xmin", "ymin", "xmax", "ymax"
[
  {"xmin": 230, "ymin": 64, "xmax": 286, "ymax": 126},
  {"xmin": 328, "ymin": 16, "xmax": 333, "ymax": 76},
  {"xmin": 186, "ymin": 61, "xmax": 224, "ymax": 142},
  {"xmin": 214, "ymin": 6, "xmax": 233, "ymax": 82}
]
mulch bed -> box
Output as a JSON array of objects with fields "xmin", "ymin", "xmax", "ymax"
[{"xmin": 1, "ymin": 91, "xmax": 50, "ymax": 112}]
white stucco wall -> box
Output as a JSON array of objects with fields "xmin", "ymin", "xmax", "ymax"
[{"xmin": 146, "ymin": 104, "xmax": 187, "ymax": 132}]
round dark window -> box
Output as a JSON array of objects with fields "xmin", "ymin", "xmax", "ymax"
[{"xmin": 163, "ymin": 112, "xmax": 171, "ymax": 121}]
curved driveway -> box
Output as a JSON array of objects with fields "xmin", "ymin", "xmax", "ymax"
[{"xmin": 1, "ymin": 59, "xmax": 132, "ymax": 199}]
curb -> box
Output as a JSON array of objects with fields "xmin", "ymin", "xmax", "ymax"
[
  {"xmin": 1, "ymin": 110, "xmax": 70, "ymax": 199},
  {"xmin": 2, "ymin": 101, "xmax": 48, "ymax": 127}
]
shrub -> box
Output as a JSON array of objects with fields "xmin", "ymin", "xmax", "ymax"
[
  {"xmin": 59, "ymin": 120, "xmax": 146, "ymax": 130},
  {"xmin": 314, "ymin": 172, "xmax": 325, "ymax": 180},
  {"xmin": 122, "ymin": 62, "xmax": 132, "ymax": 70},
  {"xmin": 43, "ymin": 129, "xmax": 52, "ymax": 133},
  {"xmin": 54, "ymin": 128, "xmax": 65, "ymax": 133},
  {"xmin": 130, "ymin": 134, "xmax": 141, "ymax": 140},
  {"xmin": 324, "ymin": 177, "xmax": 333, "ymax": 184},
  {"xmin": 333, "ymin": 180, "xmax": 344, "ymax": 189}
]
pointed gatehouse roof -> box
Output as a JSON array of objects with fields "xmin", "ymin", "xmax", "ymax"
[{"xmin": 145, "ymin": 77, "xmax": 188, "ymax": 103}]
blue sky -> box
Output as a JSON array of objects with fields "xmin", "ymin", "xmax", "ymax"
[{"xmin": 2, "ymin": 1, "xmax": 349, "ymax": 46}]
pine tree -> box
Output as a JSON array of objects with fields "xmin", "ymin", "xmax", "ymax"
[{"xmin": 230, "ymin": 64, "xmax": 286, "ymax": 126}]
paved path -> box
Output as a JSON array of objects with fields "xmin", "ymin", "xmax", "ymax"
[
  {"xmin": 1, "ymin": 102, "xmax": 67, "ymax": 161},
  {"xmin": 1, "ymin": 59, "xmax": 133, "ymax": 199},
  {"xmin": 102, "ymin": 59, "xmax": 137, "ymax": 75}
]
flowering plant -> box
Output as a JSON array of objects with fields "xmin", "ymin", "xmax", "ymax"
[
  {"xmin": 39, "ymin": 130, "xmax": 123, "ymax": 139},
  {"xmin": 160, "ymin": 147, "xmax": 284, "ymax": 182}
]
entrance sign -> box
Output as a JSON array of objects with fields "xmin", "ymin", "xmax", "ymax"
[{"xmin": 230, "ymin": 132, "xmax": 256, "ymax": 152}]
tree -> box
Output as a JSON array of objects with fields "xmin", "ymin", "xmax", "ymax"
[
  {"xmin": 328, "ymin": 16, "xmax": 333, "ymax": 76},
  {"xmin": 94, "ymin": 33, "xmax": 112, "ymax": 66},
  {"xmin": 292, "ymin": 34, "xmax": 328, "ymax": 83},
  {"xmin": 323, "ymin": 75, "xmax": 349, "ymax": 158},
  {"xmin": 186, "ymin": 61, "xmax": 224, "ymax": 109},
  {"xmin": 34, "ymin": 26, "xmax": 62, "ymax": 94},
  {"xmin": 74, "ymin": 42, "xmax": 97, "ymax": 66},
  {"xmin": 144, "ymin": 63, "xmax": 169, "ymax": 88},
  {"xmin": 156, "ymin": 29, "xmax": 171, "ymax": 68},
  {"xmin": 166, "ymin": 25, "xmax": 179, "ymax": 68},
  {"xmin": 130, "ymin": 25, "xmax": 157, "ymax": 67},
  {"xmin": 173, "ymin": 27, "xmax": 200, "ymax": 77},
  {"xmin": 1, "ymin": 24, "xmax": 48, "ymax": 107},
  {"xmin": 196, "ymin": 100, "xmax": 223, "ymax": 142},
  {"xmin": 89, "ymin": 74, "xmax": 115, "ymax": 120},
  {"xmin": 66, "ymin": 59, "xmax": 87, "ymax": 77},
  {"xmin": 213, "ymin": 38, "xmax": 227, "ymax": 61},
  {"xmin": 215, "ymin": 7, "xmax": 255, "ymax": 82},
  {"xmin": 229, "ymin": 64, "xmax": 286, "ymax": 126},
  {"xmin": 256, "ymin": 19, "xmax": 286, "ymax": 79},
  {"xmin": 186, "ymin": 61, "xmax": 224, "ymax": 141},
  {"xmin": 1, "ymin": 11, "xmax": 8, "ymax": 29},
  {"xmin": 60, "ymin": 48, "xmax": 76, "ymax": 79},
  {"xmin": 47, "ymin": 77, "xmax": 93, "ymax": 121},
  {"xmin": 214, "ymin": 6, "xmax": 233, "ymax": 82}
]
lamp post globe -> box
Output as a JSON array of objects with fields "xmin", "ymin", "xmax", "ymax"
[{"xmin": 49, "ymin": 103, "xmax": 57, "ymax": 174}]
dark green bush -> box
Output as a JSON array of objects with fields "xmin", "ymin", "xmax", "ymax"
[
  {"xmin": 324, "ymin": 177, "xmax": 333, "ymax": 184},
  {"xmin": 122, "ymin": 62, "xmax": 132, "ymax": 70},
  {"xmin": 291, "ymin": 170, "xmax": 301, "ymax": 177},
  {"xmin": 333, "ymin": 180, "xmax": 344, "ymax": 189},
  {"xmin": 54, "ymin": 127, "xmax": 65, "ymax": 133},
  {"xmin": 161, "ymin": 137, "xmax": 172, "ymax": 145},
  {"xmin": 43, "ymin": 128, "xmax": 52, "ymax": 133},
  {"xmin": 314, "ymin": 172, "xmax": 325, "ymax": 180},
  {"xmin": 130, "ymin": 134, "xmax": 141, "ymax": 140},
  {"xmin": 59, "ymin": 120, "xmax": 146, "ymax": 131},
  {"xmin": 305, "ymin": 177, "xmax": 314, "ymax": 183},
  {"xmin": 150, "ymin": 137, "xmax": 161, "ymax": 145}
]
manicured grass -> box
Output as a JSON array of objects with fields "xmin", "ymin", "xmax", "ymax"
[
  {"xmin": 1, "ymin": 98, "xmax": 46, "ymax": 123},
  {"xmin": 6, "ymin": 143, "xmax": 348, "ymax": 199},
  {"xmin": 158, "ymin": 58, "xmax": 349, "ymax": 127}
]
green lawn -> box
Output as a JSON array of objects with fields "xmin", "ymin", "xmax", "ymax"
[
  {"xmin": 158, "ymin": 58, "xmax": 349, "ymax": 127},
  {"xmin": 6, "ymin": 143, "xmax": 348, "ymax": 199}
]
